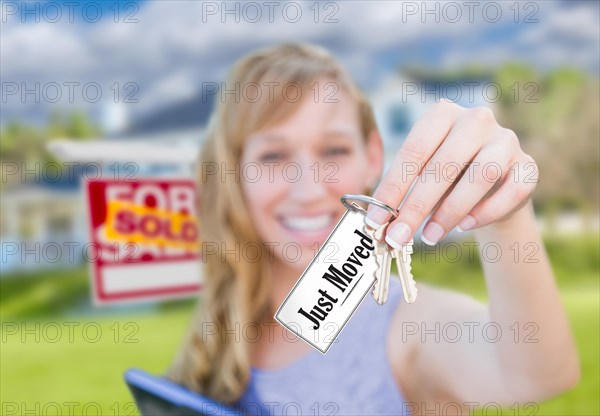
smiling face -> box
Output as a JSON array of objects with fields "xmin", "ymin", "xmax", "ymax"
[{"xmin": 241, "ymin": 81, "xmax": 383, "ymax": 270}]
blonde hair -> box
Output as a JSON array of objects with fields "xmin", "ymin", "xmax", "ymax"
[{"xmin": 167, "ymin": 43, "xmax": 377, "ymax": 404}]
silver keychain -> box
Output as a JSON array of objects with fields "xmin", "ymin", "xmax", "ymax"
[{"xmin": 342, "ymin": 194, "xmax": 417, "ymax": 305}]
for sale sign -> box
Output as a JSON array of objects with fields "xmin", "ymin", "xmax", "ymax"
[{"xmin": 85, "ymin": 178, "xmax": 202, "ymax": 304}]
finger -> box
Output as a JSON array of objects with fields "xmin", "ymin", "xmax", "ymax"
[
  {"xmin": 384, "ymin": 110, "xmax": 494, "ymax": 248},
  {"xmin": 365, "ymin": 100, "xmax": 464, "ymax": 228},
  {"xmin": 458, "ymin": 155, "xmax": 539, "ymax": 230},
  {"xmin": 423, "ymin": 135, "xmax": 518, "ymax": 244}
]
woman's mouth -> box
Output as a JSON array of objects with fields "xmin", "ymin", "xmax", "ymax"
[
  {"xmin": 279, "ymin": 214, "xmax": 337, "ymax": 243},
  {"xmin": 281, "ymin": 214, "xmax": 334, "ymax": 232}
]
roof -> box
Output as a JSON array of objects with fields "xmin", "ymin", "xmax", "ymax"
[{"xmin": 121, "ymin": 91, "xmax": 214, "ymax": 137}]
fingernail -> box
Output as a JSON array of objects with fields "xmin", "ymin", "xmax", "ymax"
[
  {"xmin": 385, "ymin": 222, "xmax": 411, "ymax": 250},
  {"xmin": 422, "ymin": 221, "xmax": 444, "ymax": 246},
  {"xmin": 364, "ymin": 216, "xmax": 383, "ymax": 230},
  {"xmin": 457, "ymin": 215, "xmax": 476, "ymax": 232},
  {"xmin": 366, "ymin": 206, "xmax": 390, "ymax": 229}
]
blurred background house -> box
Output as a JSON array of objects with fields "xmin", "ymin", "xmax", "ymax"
[
  {"xmin": 4, "ymin": 66, "xmax": 594, "ymax": 274},
  {"xmin": 1, "ymin": 68, "xmax": 505, "ymax": 275},
  {"xmin": 1, "ymin": 175, "xmax": 83, "ymax": 273}
]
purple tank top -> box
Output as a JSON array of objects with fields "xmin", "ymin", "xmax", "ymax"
[{"xmin": 237, "ymin": 278, "xmax": 409, "ymax": 416}]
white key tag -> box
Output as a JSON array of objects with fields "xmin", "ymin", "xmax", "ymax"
[{"xmin": 274, "ymin": 194, "xmax": 398, "ymax": 354}]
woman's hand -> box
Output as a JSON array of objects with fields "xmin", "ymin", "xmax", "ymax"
[
  {"xmin": 366, "ymin": 99, "xmax": 539, "ymax": 247},
  {"xmin": 377, "ymin": 100, "xmax": 579, "ymax": 404}
]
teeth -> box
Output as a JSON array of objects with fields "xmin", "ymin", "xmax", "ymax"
[{"xmin": 282, "ymin": 215, "xmax": 332, "ymax": 232}]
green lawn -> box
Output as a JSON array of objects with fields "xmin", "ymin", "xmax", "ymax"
[
  {"xmin": 1, "ymin": 289, "xmax": 597, "ymax": 415},
  {"xmin": 1, "ymin": 234, "xmax": 598, "ymax": 415},
  {"xmin": 540, "ymin": 289, "xmax": 600, "ymax": 416},
  {"xmin": 0, "ymin": 311, "xmax": 190, "ymax": 414}
]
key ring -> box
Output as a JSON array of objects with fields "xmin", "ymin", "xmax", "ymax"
[{"xmin": 340, "ymin": 194, "xmax": 398, "ymax": 221}]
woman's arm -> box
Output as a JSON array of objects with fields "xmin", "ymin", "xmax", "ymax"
[
  {"xmin": 368, "ymin": 100, "xmax": 579, "ymax": 405},
  {"xmin": 473, "ymin": 200, "xmax": 580, "ymax": 401},
  {"xmin": 388, "ymin": 203, "xmax": 579, "ymax": 406}
]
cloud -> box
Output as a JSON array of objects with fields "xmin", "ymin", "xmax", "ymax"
[
  {"xmin": 437, "ymin": 2, "xmax": 599, "ymax": 72},
  {"xmin": 1, "ymin": 0, "xmax": 598, "ymax": 126},
  {"xmin": 1, "ymin": 22, "xmax": 94, "ymax": 77},
  {"xmin": 515, "ymin": 3, "xmax": 600, "ymax": 70}
]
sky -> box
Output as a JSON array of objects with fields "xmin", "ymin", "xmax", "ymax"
[{"xmin": 1, "ymin": 0, "xmax": 598, "ymax": 128}]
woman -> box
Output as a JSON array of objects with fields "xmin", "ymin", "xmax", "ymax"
[{"xmin": 168, "ymin": 43, "xmax": 579, "ymax": 415}]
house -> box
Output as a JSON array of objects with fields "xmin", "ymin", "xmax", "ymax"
[
  {"xmin": 2, "ymin": 69, "xmax": 496, "ymax": 273},
  {"xmin": 1, "ymin": 93, "xmax": 213, "ymax": 274},
  {"xmin": 1, "ymin": 177, "xmax": 84, "ymax": 273},
  {"xmin": 369, "ymin": 68, "xmax": 495, "ymax": 167}
]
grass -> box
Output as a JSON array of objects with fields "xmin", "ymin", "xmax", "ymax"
[
  {"xmin": 1, "ymin": 234, "xmax": 598, "ymax": 414},
  {"xmin": 0, "ymin": 312, "xmax": 190, "ymax": 414},
  {"xmin": 410, "ymin": 233, "xmax": 600, "ymax": 299},
  {"xmin": 1, "ymin": 289, "xmax": 597, "ymax": 415},
  {"xmin": 540, "ymin": 290, "xmax": 600, "ymax": 416},
  {"xmin": 0, "ymin": 267, "xmax": 90, "ymax": 319}
]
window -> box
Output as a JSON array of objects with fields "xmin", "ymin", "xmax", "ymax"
[{"xmin": 388, "ymin": 104, "xmax": 409, "ymax": 137}]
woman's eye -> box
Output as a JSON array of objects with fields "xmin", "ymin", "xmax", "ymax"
[
  {"xmin": 323, "ymin": 147, "xmax": 351, "ymax": 157},
  {"xmin": 258, "ymin": 151, "xmax": 287, "ymax": 162}
]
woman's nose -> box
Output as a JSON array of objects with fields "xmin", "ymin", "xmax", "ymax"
[{"xmin": 288, "ymin": 155, "xmax": 329, "ymax": 203}]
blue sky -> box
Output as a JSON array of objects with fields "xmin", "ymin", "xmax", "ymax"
[{"xmin": 1, "ymin": 0, "xmax": 598, "ymax": 128}]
